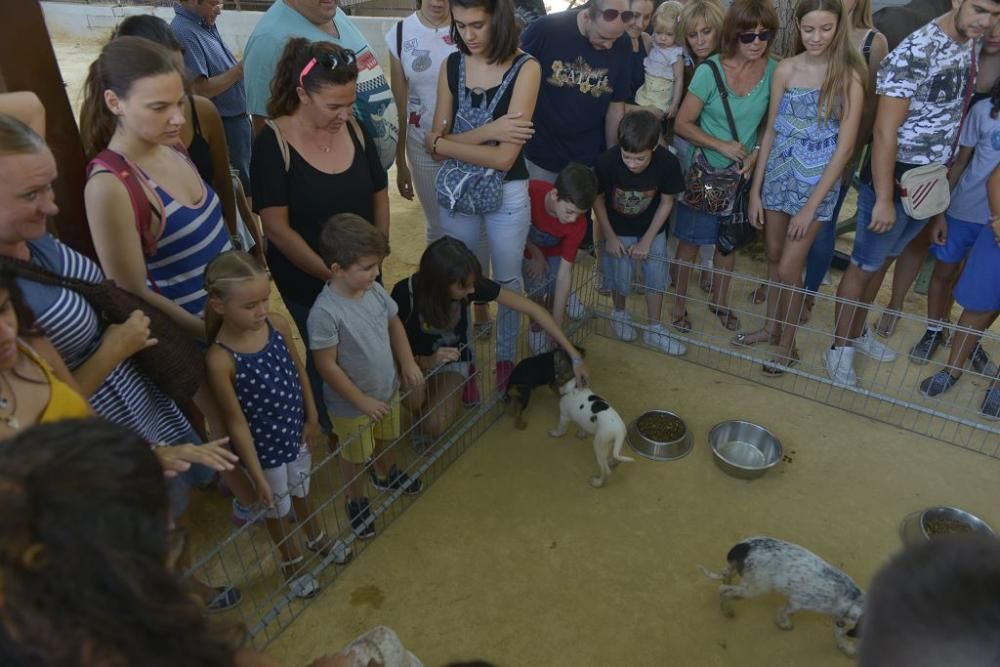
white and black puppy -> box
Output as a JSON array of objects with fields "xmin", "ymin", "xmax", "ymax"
[
  {"xmin": 549, "ymin": 379, "xmax": 634, "ymax": 487},
  {"xmin": 699, "ymin": 537, "xmax": 864, "ymax": 658}
]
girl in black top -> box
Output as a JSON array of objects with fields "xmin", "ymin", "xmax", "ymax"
[
  {"xmin": 392, "ymin": 237, "xmax": 589, "ymax": 439},
  {"xmin": 250, "ymin": 38, "xmax": 389, "ymax": 441}
]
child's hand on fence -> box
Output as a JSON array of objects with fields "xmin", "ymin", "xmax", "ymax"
[
  {"xmin": 359, "ymin": 396, "xmax": 391, "ymax": 421},
  {"xmin": 302, "ymin": 419, "xmax": 320, "ymax": 447},
  {"xmin": 401, "ymin": 361, "xmax": 425, "ymax": 389}
]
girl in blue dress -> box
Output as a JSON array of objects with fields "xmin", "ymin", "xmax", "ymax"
[{"xmin": 736, "ymin": 0, "xmax": 866, "ymax": 374}]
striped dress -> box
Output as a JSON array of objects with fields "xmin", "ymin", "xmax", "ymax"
[
  {"xmin": 136, "ymin": 163, "xmax": 232, "ymax": 316},
  {"xmin": 17, "ymin": 234, "xmax": 193, "ymax": 444}
]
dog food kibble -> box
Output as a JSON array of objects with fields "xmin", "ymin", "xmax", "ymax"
[
  {"xmin": 637, "ymin": 413, "xmax": 686, "ymax": 441},
  {"xmin": 925, "ymin": 518, "xmax": 976, "ymax": 535}
]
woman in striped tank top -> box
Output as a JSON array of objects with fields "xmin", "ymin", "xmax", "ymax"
[
  {"xmin": 80, "ymin": 38, "xmax": 257, "ymax": 522},
  {"xmin": 81, "ymin": 37, "xmax": 232, "ymax": 338}
]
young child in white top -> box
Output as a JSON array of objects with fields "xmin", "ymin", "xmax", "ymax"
[{"xmin": 635, "ymin": 1, "xmax": 685, "ymax": 118}]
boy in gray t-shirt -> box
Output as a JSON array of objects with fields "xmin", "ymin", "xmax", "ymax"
[{"xmin": 308, "ymin": 214, "xmax": 425, "ymax": 540}]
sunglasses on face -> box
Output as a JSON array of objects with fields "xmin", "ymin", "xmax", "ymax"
[
  {"xmin": 738, "ymin": 30, "xmax": 773, "ymax": 44},
  {"xmin": 298, "ymin": 50, "xmax": 357, "ymax": 88},
  {"xmin": 599, "ymin": 8, "xmax": 636, "ymax": 23}
]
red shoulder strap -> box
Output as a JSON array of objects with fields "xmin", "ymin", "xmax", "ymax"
[{"xmin": 87, "ymin": 149, "xmax": 158, "ymax": 257}]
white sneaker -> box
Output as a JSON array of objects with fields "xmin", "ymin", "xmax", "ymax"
[
  {"xmin": 528, "ymin": 328, "xmax": 551, "ymax": 354},
  {"xmin": 610, "ymin": 310, "xmax": 637, "ymax": 342},
  {"xmin": 643, "ymin": 323, "xmax": 687, "ymax": 356},
  {"xmin": 823, "ymin": 346, "xmax": 858, "ymax": 388},
  {"xmin": 566, "ymin": 292, "xmax": 586, "ymax": 320},
  {"xmin": 853, "ymin": 327, "xmax": 897, "ymax": 362}
]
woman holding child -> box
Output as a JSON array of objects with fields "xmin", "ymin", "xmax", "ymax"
[
  {"xmin": 671, "ymin": 0, "xmax": 778, "ymax": 334},
  {"xmin": 734, "ymin": 0, "xmax": 866, "ymax": 374},
  {"xmin": 425, "ymin": 0, "xmax": 541, "ymax": 390},
  {"xmin": 251, "ymin": 38, "xmax": 389, "ymax": 446}
]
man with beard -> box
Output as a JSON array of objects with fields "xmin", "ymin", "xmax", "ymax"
[{"xmin": 824, "ymin": 0, "xmax": 1000, "ymax": 388}]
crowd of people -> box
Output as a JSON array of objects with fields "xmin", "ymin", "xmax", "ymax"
[{"xmin": 1, "ymin": 0, "xmax": 1000, "ymax": 660}]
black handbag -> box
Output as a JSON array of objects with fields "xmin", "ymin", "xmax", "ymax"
[{"xmin": 1, "ymin": 256, "xmax": 206, "ymax": 404}]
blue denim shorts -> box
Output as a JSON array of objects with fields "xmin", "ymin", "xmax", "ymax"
[
  {"xmin": 674, "ymin": 201, "xmax": 721, "ymax": 246},
  {"xmin": 603, "ymin": 232, "xmax": 669, "ymax": 296},
  {"xmin": 851, "ymin": 182, "xmax": 932, "ymax": 272},
  {"xmin": 954, "ymin": 224, "xmax": 1000, "ymax": 312},
  {"xmin": 523, "ymin": 255, "xmax": 563, "ymax": 300},
  {"xmin": 931, "ymin": 215, "xmax": 984, "ymax": 264}
]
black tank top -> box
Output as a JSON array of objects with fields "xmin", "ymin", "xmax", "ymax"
[{"xmin": 187, "ymin": 95, "xmax": 214, "ymax": 183}]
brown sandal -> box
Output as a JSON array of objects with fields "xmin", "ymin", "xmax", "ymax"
[
  {"xmin": 672, "ymin": 310, "xmax": 692, "ymax": 333},
  {"xmin": 762, "ymin": 349, "xmax": 800, "ymax": 377},
  {"xmin": 748, "ymin": 284, "xmax": 768, "ymax": 305},
  {"xmin": 708, "ymin": 305, "xmax": 740, "ymax": 331},
  {"xmin": 874, "ymin": 311, "xmax": 900, "ymax": 338}
]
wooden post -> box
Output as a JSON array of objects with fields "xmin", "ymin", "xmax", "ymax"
[{"xmin": 0, "ymin": 0, "xmax": 95, "ymax": 259}]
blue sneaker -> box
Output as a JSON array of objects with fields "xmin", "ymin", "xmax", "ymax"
[
  {"xmin": 920, "ymin": 370, "xmax": 959, "ymax": 398},
  {"xmin": 981, "ymin": 386, "xmax": 1000, "ymax": 421}
]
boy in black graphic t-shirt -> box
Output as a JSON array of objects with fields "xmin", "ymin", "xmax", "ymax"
[{"xmin": 594, "ymin": 110, "xmax": 685, "ymax": 356}]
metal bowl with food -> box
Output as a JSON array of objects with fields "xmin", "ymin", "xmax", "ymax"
[
  {"xmin": 709, "ymin": 420, "xmax": 782, "ymax": 480},
  {"xmin": 627, "ymin": 410, "xmax": 693, "ymax": 461},
  {"xmin": 901, "ymin": 506, "xmax": 995, "ymax": 545}
]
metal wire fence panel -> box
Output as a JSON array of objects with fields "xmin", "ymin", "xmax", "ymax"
[
  {"xmin": 183, "ymin": 266, "xmax": 593, "ymax": 649},
  {"xmin": 581, "ymin": 252, "xmax": 1000, "ymax": 456}
]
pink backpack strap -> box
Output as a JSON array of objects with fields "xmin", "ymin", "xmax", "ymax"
[{"xmin": 87, "ymin": 149, "xmax": 158, "ymax": 257}]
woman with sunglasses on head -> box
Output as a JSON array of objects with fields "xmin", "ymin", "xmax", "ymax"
[
  {"xmin": 670, "ymin": 0, "xmax": 778, "ymax": 336},
  {"xmin": 251, "ymin": 38, "xmax": 388, "ymax": 449},
  {"xmin": 424, "ymin": 0, "xmax": 540, "ymax": 390}
]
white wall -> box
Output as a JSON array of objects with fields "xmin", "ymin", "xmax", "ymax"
[{"xmin": 41, "ymin": 2, "xmax": 399, "ymax": 72}]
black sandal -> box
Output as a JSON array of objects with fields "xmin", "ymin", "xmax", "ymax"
[
  {"xmin": 672, "ymin": 310, "xmax": 692, "ymax": 333},
  {"xmin": 708, "ymin": 305, "xmax": 740, "ymax": 331}
]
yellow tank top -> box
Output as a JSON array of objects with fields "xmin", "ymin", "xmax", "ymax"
[{"xmin": 18, "ymin": 341, "xmax": 91, "ymax": 423}]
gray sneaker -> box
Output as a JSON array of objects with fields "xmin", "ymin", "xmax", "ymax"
[
  {"xmin": 909, "ymin": 329, "xmax": 945, "ymax": 365},
  {"xmin": 981, "ymin": 386, "xmax": 1000, "ymax": 421},
  {"xmin": 969, "ymin": 343, "xmax": 998, "ymax": 378}
]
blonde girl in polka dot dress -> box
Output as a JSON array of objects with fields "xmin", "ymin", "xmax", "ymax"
[{"xmin": 204, "ymin": 251, "xmax": 351, "ymax": 599}]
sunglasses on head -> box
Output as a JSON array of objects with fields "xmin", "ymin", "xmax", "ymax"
[
  {"xmin": 599, "ymin": 8, "xmax": 636, "ymax": 23},
  {"xmin": 298, "ymin": 50, "xmax": 357, "ymax": 88},
  {"xmin": 738, "ymin": 30, "xmax": 773, "ymax": 44}
]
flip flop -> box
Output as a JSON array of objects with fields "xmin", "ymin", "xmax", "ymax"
[
  {"xmin": 672, "ymin": 310, "xmax": 692, "ymax": 333},
  {"xmin": 874, "ymin": 311, "xmax": 899, "ymax": 338},
  {"xmin": 708, "ymin": 305, "xmax": 740, "ymax": 331},
  {"xmin": 762, "ymin": 350, "xmax": 800, "ymax": 377},
  {"xmin": 748, "ymin": 284, "xmax": 768, "ymax": 305},
  {"xmin": 731, "ymin": 329, "xmax": 778, "ymax": 347}
]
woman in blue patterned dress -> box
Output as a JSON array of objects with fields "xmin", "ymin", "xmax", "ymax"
[{"xmin": 735, "ymin": 0, "xmax": 865, "ymax": 374}]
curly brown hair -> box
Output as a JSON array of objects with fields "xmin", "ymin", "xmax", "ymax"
[{"xmin": 0, "ymin": 419, "xmax": 240, "ymax": 667}]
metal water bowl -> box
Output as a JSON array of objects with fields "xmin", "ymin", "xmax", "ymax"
[
  {"xmin": 901, "ymin": 506, "xmax": 995, "ymax": 546},
  {"xmin": 627, "ymin": 410, "xmax": 693, "ymax": 461},
  {"xmin": 709, "ymin": 420, "xmax": 782, "ymax": 479}
]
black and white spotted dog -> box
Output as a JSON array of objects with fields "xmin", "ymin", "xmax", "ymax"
[
  {"xmin": 700, "ymin": 537, "xmax": 864, "ymax": 657},
  {"xmin": 549, "ymin": 379, "xmax": 633, "ymax": 487}
]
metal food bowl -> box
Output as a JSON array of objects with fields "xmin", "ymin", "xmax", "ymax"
[
  {"xmin": 627, "ymin": 410, "xmax": 693, "ymax": 461},
  {"xmin": 709, "ymin": 420, "xmax": 782, "ymax": 479},
  {"xmin": 900, "ymin": 506, "xmax": 995, "ymax": 546}
]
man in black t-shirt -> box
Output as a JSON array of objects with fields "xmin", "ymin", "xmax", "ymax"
[{"xmin": 594, "ymin": 110, "xmax": 686, "ymax": 356}]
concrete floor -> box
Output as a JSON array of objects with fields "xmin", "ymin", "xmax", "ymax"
[{"xmin": 47, "ymin": 35, "xmax": 1000, "ymax": 667}]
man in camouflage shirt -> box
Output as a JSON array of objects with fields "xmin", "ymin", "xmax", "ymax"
[{"xmin": 824, "ymin": 0, "xmax": 1000, "ymax": 388}]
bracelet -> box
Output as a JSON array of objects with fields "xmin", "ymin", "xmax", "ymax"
[
  {"xmin": 431, "ymin": 135, "xmax": 441, "ymax": 156},
  {"xmin": 571, "ymin": 356, "xmax": 584, "ymax": 367}
]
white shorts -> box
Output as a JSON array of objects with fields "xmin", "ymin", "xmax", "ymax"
[{"xmin": 262, "ymin": 444, "xmax": 312, "ymax": 519}]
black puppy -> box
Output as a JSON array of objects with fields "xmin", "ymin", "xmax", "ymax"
[{"xmin": 504, "ymin": 347, "xmax": 581, "ymax": 430}]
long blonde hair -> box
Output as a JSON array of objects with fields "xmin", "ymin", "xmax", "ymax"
[
  {"xmin": 203, "ymin": 250, "xmax": 269, "ymax": 344},
  {"xmin": 793, "ymin": 0, "xmax": 867, "ymax": 121},
  {"xmin": 850, "ymin": 0, "xmax": 874, "ymax": 30}
]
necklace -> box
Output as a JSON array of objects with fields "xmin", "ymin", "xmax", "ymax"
[
  {"xmin": 419, "ymin": 9, "xmax": 448, "ymax": 32},
  {"xmin": 0, "ymin": 373, "xmax": 19, "ymax": 431}
]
